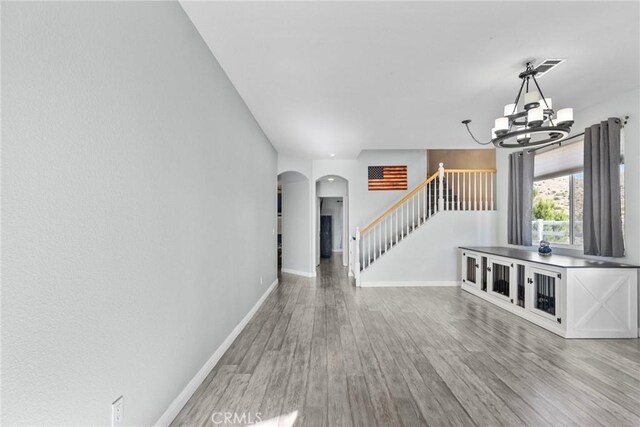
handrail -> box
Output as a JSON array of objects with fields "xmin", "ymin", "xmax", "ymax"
[
  {"xmin": 442, "ymin": 168, "xmax": 497, "ymax": 173},
  {"xmin": 361, "ymin": 171, "xmax": 439, "ymax": 234},
  {"xmin": 360, "ymin": 168, "xmax": 496, "ymax": 235}
]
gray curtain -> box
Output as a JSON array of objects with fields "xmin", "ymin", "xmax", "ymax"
[
  {"xmin": 584, "ymin": 118, "xmax": 624, "ymax": 256},
  {"xmin": 508, "ymin": 151, "xmax": 534, "ymax": 245}
]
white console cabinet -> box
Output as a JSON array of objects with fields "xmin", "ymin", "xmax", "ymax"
[{"xmin": 460, "ymin": 247, "xmax": 638, "ymax": 338}]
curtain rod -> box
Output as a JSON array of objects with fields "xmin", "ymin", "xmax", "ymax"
[{"xmin": 524, "ymin": 115, "xmax": 630, "ymax": 155}]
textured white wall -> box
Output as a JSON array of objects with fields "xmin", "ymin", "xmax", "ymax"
[
  {"xmin": 2, "ymin": 2, "xmax": 277, "ymax": 425},
  {"xmin": 361, "ymin": 212, "xmax": 500, "ymax": 284}
]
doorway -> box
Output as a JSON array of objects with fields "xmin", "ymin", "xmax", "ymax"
[
  {"xmin": 319, "ymin": 197, "xmax": 344, "ymax": 258},
  {"xmin": 315, "ymin": 175, "xmax": 349, "ymax": 271},
  {"xmin": 278, "ymin": 171, "xmax": 312, "ymax": 276}
]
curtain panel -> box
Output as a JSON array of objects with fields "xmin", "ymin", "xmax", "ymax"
[
  {"xmin": 583, "ymin": 118, "xmax": 624, "ymax": 257},
  {"xmin": 508, "ymin": 151, "xmax": 534, "ymax": 246}
]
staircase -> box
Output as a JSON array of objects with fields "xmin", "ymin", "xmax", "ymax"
[{"xmin": 354, "ymin": 163, "xmax": 496, "ymax": 285}]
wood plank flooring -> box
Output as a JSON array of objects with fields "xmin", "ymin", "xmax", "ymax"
[{"xmin": 171, "ymin": 255, "xmax": 640, "ymax": 426}]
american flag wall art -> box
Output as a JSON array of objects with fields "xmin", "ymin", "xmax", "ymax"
[{"xmin": 368, "ymin": 165, "xmax": 408, "ymax": 191}]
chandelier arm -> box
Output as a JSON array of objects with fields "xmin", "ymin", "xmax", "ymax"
[
  {"xmin": 531, "ymin": 74, "xmax": 555, "ymax": 126},
  {"xmin": 462, "ymin": 121, "xmax": 493, "ymax": 145},
  {"xmin": 511, "ymin": 77, "xmax": 526, "ymax": 111},
  {"xmin": 508, "ymin": 78, "xmax": 527, "ymax": 132}
]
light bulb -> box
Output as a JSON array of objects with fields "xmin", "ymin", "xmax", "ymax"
[
  {"xmin": 557, "ymin": 108, "xmax": 574, "ymax": 124},
  {"xmin": 524, "ymin": 92, "xmax": 540, "ymax": 108},
  {"xmin": 540, "ymin": 98, "xmax": 552, "ymax": 110},
  {"xmin": 504, "ymin": 103, "xmax": 517, "ymax": 116},
  {"xmin": 527, "ymin": 107, "xmax": 544, "ymax": 124},
  {"xmin": 495, "ymin": 117, "xmax": 509, "ymax": 131}
]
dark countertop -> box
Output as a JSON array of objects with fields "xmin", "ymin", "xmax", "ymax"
[{"xmin": 459, "ymin": 246, "xmax": 639, "ymax": 269}]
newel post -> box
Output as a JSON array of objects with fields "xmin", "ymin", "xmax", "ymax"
[
  {"xmin": 354, "ymin": 227, "xmax": 361, "ymax": 286},
  {"xmin": 438, "ymin": 162, "xmax": 445, "ymax": 211}
]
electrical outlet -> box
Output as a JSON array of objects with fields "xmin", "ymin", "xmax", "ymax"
[
  {"xmin": 112, "ymin": 396, "xmax": 124, "ymax": 426},
  {"xmin": 260, "ymin": 276, "xmax": 263, "ymax": 285}
]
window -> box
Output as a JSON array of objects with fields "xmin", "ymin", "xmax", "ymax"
[
  {"xmin": 533, "ymin": 174, "xmax": 580, "ymax": 246},
  {"xmin": 532, "ymin": 140, "xmax": 624, "ymax": 247}
]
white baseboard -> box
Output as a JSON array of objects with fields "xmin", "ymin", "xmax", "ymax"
[
  {"xmin": 154, "ymin": 278, "xmax": 279, "ymax": 427},
  {"xmin": 360, "ymin": 281, "xmax": 461, "ymax": 288},
  {"xmin": 281, "ymin": 268, "xmax": 316, "ymax": 277}
]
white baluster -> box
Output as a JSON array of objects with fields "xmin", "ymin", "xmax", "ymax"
[
  {"xmin": 445, "ymin": 172, "xmax": 449, "ymax": 211},
  {"xmin": 482, "ymin": 172, "xmax": 489, "ymax": 211},
  {"xmin": 484, "ymin": 172, "xmax": 488, "ymax": 210},
  {"xmin": 406, "ymin": 199, "xmax": 409, "ymax": 232},
  {"xmin": 490, "ymin": 172, "xmax": 494, "ymax": 210},
  {"xmin": 400, "ymin": 204, "xmax": 404, "ymax": 240},
  {"xmin": 383, "ymin": 217, "xmax": 386, "ymax": 252},
  {"xmin": 462, "ymin": 173, "xmax": 466, "ymax": 210},
  {"xmin": 449, "ymin": 172, "xmax": 452, "ymax": 210},
  {"xmin": 373, "ymin": 225, "xmax": 376, "ymax": 260},
  {"xmin": 454, "ymin": 172, "xmax": 458, "ymax": 210},
  {"xmin": 367, "ymin": 231, "xmax": 371, "ymax": 267},
  {"xmin": 394, "ymin": 210, "xmax": 397, "ymax": 245},
  {"xmin": 438, "ymin": 162, "xmax": 445, "ymax": 211},
  {"xmin": 385, "ymin": 217, "xmax": 388, "ymax": 250},
  {"xmin": 474, "ymin": 172, "xmax": 477, "ymax": 210},
  {"xmin": 453, "ymin": 172, "xmax": 456, "ymax": 210},
  {"xmin": 406, "ymin": 200, "xmax": 409, "ymax": 233},
  {"xmin": 456, "ymin": 172, "xmax": 460, "ymax": 210},
  {"xmin": 422, "ymin": 185, "xmax": 427, "ymax": 222},
  {"xmin": 428, "ymin": 182, "xmax": 431, "ymax": 218},
  {"xmin": 480, "ymin": 172, "xmax": 483, "ymax": 210},
  {"xmin": 480, "ymin": 172, "xmax": 484, "ymax": 210},
  {"xmin": 412, "ymin": 195, "xmax": 415, "ymax": 230},
  {"xmin": 451, "ymin": 172, "xmax": 455, "ymax": 211}
]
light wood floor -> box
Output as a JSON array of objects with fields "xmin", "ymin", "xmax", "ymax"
[{"xmin": 172, "ymin": 255, "xmax": 640, "ymax": 426}]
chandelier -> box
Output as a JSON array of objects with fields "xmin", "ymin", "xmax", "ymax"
[{"xmin": 462, "ymin": 62, "xmax": 574, "ymax": 148}]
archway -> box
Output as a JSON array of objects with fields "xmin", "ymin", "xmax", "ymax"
[
  {"xmin": 277, "ymin": 171, "xmax": 313, "ymax": 277},
  {"xmin": 315, "ymin": 175, "xmax": 349, "ymax": 272}
]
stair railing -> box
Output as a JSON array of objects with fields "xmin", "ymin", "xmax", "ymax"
[{"xmin": 354, "ymin": 163, "xmax": 497, "ymax": 282}]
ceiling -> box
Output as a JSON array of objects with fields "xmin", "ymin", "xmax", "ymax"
[{"xmin": 181, "ymin": 1, "xmax": 640, "ymax": 159}]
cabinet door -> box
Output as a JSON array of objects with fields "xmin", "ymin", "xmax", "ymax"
[
  {"xmin": 462, "ymin": 252, "xmax": 480, "ymax": 289},
  {"xmin": 488, "ymin": 258, "xmax": 512, "ymax": 302},
  {"xmin": 529, "ymin": 267, "xmax": 562, "ymax": 323}
]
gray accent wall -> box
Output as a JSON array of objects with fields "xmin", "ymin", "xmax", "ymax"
[{"xmin": 2, "ymin": 2, "xmax": 277, "ymax": 425}]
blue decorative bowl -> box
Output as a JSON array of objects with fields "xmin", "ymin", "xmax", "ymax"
[{"xmin": 538, "ymin": 240, "xmax": 552, "ymax": 256}]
